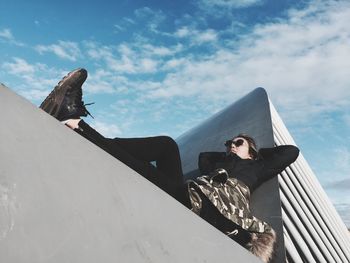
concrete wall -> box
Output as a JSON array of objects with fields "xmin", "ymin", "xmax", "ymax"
[{"xmin": 0, "ymin": 84, "xmax": 261, "ymax": 262}]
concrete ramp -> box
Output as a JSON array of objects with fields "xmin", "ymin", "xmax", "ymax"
[{"xmin": 0, "ymin": 84, "xmax": 261, "ymax": 262}]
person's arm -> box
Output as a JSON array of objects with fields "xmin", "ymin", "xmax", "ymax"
[
  {"xmin": 198, "ymin": 152, "xmax": 226, "ymax": 175},
  {"xmin": 258, "ymin": 145, "xmax": 299, "ymax": 183}
]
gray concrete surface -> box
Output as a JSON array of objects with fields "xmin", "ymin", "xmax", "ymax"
[
  {"xmin": 176, "ymin": 88, "xmax": 285, "ymax": 263},
  {"xmin": 0, "ymin": 84, "xmax": 262, "ymax": 262}
]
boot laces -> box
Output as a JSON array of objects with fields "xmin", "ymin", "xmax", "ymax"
[{"xmin": 72, "ymin": 87, "xmax": 95, "ymax": 118}]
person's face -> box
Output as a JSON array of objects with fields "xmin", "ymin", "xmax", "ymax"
[{"xmin": 225, "ymin": 137, "xmax": 252, "ymax": 159}]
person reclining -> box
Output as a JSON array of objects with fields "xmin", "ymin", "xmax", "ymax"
[
  {"xmin": 40, "ymin": 68, "xmax": 299, "ymax": 262},
  {"xmin": 188, "ymin": 134, "xmax": 299, "ymax": 262}
]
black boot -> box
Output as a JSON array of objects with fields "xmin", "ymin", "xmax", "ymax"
[{"xmin": 40, "ymin": 68, "xmax": 93, "ymax": 121}]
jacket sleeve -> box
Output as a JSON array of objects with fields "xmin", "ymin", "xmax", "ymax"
[
  {"xmin": 258, "ymin": 145, "xmax": 299, "ymax": 183},
  {"xmin": 198, "ymin": 152, "xmax": 226, "ymax": 175}
]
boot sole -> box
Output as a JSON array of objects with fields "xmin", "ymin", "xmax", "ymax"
[{"xmin": 40, "ymin": 68, "xmax": 87, "ymax": 118}]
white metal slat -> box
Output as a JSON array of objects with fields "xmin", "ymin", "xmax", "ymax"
[
  {"xmin": 287, "ymin": 162, "xmax": 350, "ymax": 262},
  {"xmin": 283, "ymin": 221, "xmax": 305, "ymax": 263},
  {"xmin": 281, "ymin": 206, "xmax": 317, "ymax": 263},
  {"xmin": 280, "ymin": 190, "xmax": 327, "ymax": 262},
  {"xmin": 279, "ymin": 173, "xmax": 339, "ymax": 262},
  {"xmin": 281, "ymin": 167, "xmax": 344, "ymax": 262}
]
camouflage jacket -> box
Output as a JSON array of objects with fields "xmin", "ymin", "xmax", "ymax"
[{"xmin": 188, "ymin": 168, "xmax": 271, "ymax": 233}]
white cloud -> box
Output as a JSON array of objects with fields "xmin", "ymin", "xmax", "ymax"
[
  {"xmin": 144, "ymin": 0, "xmax": 350, "ymax": 124},
  {"xmin": 124, "ymin": 17, "xmax": 136, "ymax": 25},
  {"xmin": 134, "ymin": 6, "xmax": 158, "ymax": 18},
  {"xmin": 19, "ymin": 89, "xmax": 50, "ymax": 101},
  {"xmin": 134, "ymin": 7, "xmax": 166, "ymax": 33},
  {"xmin": 142, "ymin": 43, "xmax": 182, "ymax": 57},
  {"xmin": 175, "ymin": 27, "xmax": 191, "ymax": 38},
  {"xmin": 90, "ymin": 120, "xmax": 122, "ymax": 138},
  {"xmin": 35, "ymin": 40, "xmax": 81, "ymax": 61},
  {"xmin": 83, "ymin": 69, "xmax": 129, "ymax": 94},
  {"xmin": 197, "ymin": 0, "xmax": 263, "ymax": 15},
  {"xmin": 1, "ymin": 58, "xmax": 72, "ymax": 102},
  {"xmin": 0, "ymin": 28, "xmax": 13, "ymax": 40},
  {"xmin": 140, "ymin": 58, "xmax": 158, "ymax": 72},
  {"xmin": 85, "ymin": 42, "xmax": 138, "ymax": 74},
  {"xmin": 327, "ymin": 179, "xmax": 350, "ymax": 191},
  {"xmin": 163, "ymin": 58, "xmax": 188, "ymax": 70},
  {"xmin": 174, "ymin": 26, "xmax": 218, "ymax": 44},
  {"xmin": 0, "ymin": 28, "xmax": 25, "ymax": 46},
  {"xmin": 200, "ymin": 0, "xmax": 263, "ymax": 8},
  {"xmin": 151, "ymin": 46, "xmax": 174, "ymax": 56},
  {"xmin": 113, "ymin": 11, "xmax": 138, "ymax": 32},
  {"xmin": 85, "ymin": 42, "xmax": 113, "ymax": 60},
  {"xmin": 85, "ymin": 41, "xmax": 179, "ymax": 74},
  {"xmin": 196, "ymin": 29, "xmax": 218, "ymax": 43},
  {"xmin": 333, "ymin": 147, "xmax": 350, "ymax": 174},
  {"xmin": 108, "ymin": 51, "xmax": 136, "ymax": 73},
  {"xmin": 2, "ymin": 57, "xmax": 35, "ymax": 75},
  {"xmin": 113, "ymin": 24, "xmax": 125, "ymax": 32}
]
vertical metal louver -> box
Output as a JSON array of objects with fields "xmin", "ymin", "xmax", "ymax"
[{"xmin": 269, "ymin": 101, "xmax": 350, "ymax": 263}]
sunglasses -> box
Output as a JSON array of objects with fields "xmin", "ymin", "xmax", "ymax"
[{"xmin": 224, "ymin": 138, "xmax": 245, "ymax": 147}]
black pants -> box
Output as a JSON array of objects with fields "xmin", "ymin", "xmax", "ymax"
[
  {"xmin": 197, "ymin": 189, "xmax": 252, "ymax": 246},
  {"xmin": 74, "ymin": 120, "xmax": 189, "ymax": 206}
]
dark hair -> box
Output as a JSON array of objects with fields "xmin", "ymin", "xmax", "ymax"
[{"xmin": 232, "ymin": 133, "xmax": 258, "ymax": 160}]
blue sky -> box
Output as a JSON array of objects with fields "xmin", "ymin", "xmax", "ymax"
[{"xmin": 1, "ymin": 0, "xmax": 349, "ymax": 227}]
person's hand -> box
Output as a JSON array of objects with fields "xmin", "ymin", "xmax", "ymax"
[{"xmin": 64, "ymin": 119, "xmax": 81, "ymax": 129}]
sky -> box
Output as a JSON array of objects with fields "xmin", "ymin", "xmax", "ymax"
[{"xmin": 0, "ymin": 0, "xmax": 349, "ymax": 227}]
